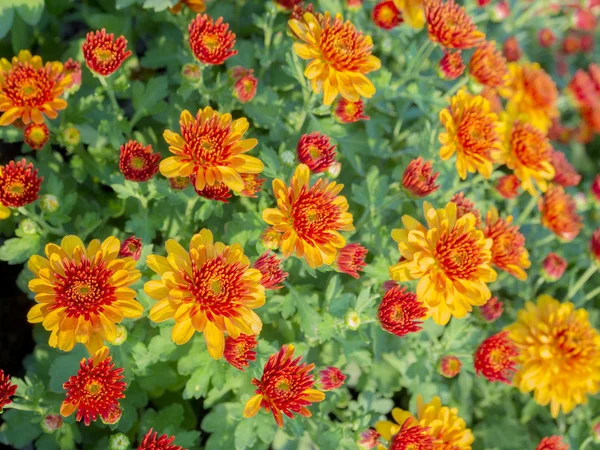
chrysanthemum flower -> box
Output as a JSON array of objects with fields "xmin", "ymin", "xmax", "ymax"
[
  {"xmin": 192, "ymin": 176, "xmax": 232, "ymax": 203},
  {"xmin": 479, "ymin": 296, "xmax": 503, "ymax": 322},
  {"xmin": 567, "ymin": 65, "xmax": 600, "ymax": 109},
  {"xmin": 474, "ymin": 331, "xmax": 518, "ymax": 384},
  {"xmin": 495, "ymin": 174, "xmax": 520, "ymax": 199},
  {"xmin": 0, "ymin": 159, "xmax": 43, "ymax": 219},
  {"xmin": 233, "ymin": 73, "xmax": 258, "ymax": 103},
  {"xmin": 275, "ymin": 0, "xmax": 302, "ymax": 9},
  {"xmin": 296, "ymin": 132, "xmax": 337, "ymax": 174},
  {"xmin": 101, "ymin": 405, "xmax": 123, "ymax": 425},
  {"xmin": 561, "ymin": 33, "xmax": 580, "ymax": 55},
  {"xmin": 170, "ymin": 0, "xmax": 206, "ymax": 14},
  {"xmin": 480, "ymin": 86, "xmax": 503, "ymax": 114},
  {"xmin": 507, "ymin": 295, "xmax": 600, "ymax": 417},
  {"xmin": 402, "ymin": 157, "xmax": 440, "ymax": 198},
  {"xmin": 61, "ymin": 58, "xmax": 82, "ymax": 93},
  {"xmin": 243, "ymin": 344, "xmax": 325, "ymax": 427},
  {"xmin": 591, "ymin": 227, "xmax": 600, "ymax": 263},
  {"xmin": 144, "ymin": 229, "xmax": 265, "ymax": 359},
  {"xmin": 439, "ymin": 89, "xmax": 503, "ymax": 180},
  {"xmin": 240, "ymin": 173, "xmax": 266, "ymax": 198},
  {"xmin": 358, "ymin": 429, "xmax": 381, "ymax": 449},
  {"xmin": 60, "ymin": 347, "xmax": 125, "ymax": 426},
  {"xmin": 82, "ymin": 29, "xmax": 132, "ymax": 77},
  {"xmin": 0, "ymin": 50, "xmax": 70, "ymax": 125},
  {"xmin": 318, "ymin": 367, "xmax": 346, "ymax": 391},
  {"xmin": 538, "ymin": 28, "xmax": 556, "ymax": 48},
  {"xmin": 469, "ymin": 41, "xmax": 508, "ymax": 87},
  {"xmin": 253, "ymin": 251, "xmax": 288, "ymax": 290},
  {"xmin": 541, "ymin": 253, "xmax": 567, "ymax": 282},
  {"xmin": 372, "ymin": 1, "xmax": 403, "ymax": 30},
  {"xmin": 118, "ymin": 236, "xmax": 142, "ymax": 261},
  {"xmin": 392, "ymin": 0, "xmax": 424, "ymax": 29},
  {"xmin": 27, "ymin": 236, "xmax": 143, "ymax": 353},
  {"xmin": 161, "ymin": 107, "xmax": 263, "ymax": 192},
  {"xmin": 387, "ymin": 418, "xmax": 434, "ymax": 449},
  {"xmin": 0, "ymin": 369, "xmax": 17, "ymax": 411},
  {"xmin": 424, "ymin": 0, "xmax": 485, "ymax": 49},
  {"xmin": 119, "ymin": 140, "xmax": 161, "ymax": 182},
  {"xmin": 288, "ymin": 12, "xmax": 381, "ymax": 105},
  {"xmin": 168, "ymin": 176, "xmax": 190, "ymax": 191},
  {"xmin": 502, "ymin": 36, "xmax": 521, "ymax": 62},
  {"xmin": 439, "ymin": 355, "xmax": 461, "ymax": 378},
  {"xmin": 291, "ymin": 3, "xmax": 317, "ymax": 21},
  {"xmin": 334, "ymin": 98, "xmax": 370, "ymax": 123},
  {"xmin": 138, "ymin": 428, "xmax": 184, "ymax": 450},
  {"xmin": 188, "ymin": 14, "xmax": 237, "ymax": 65},
  {"xmin": 535, "ymin": 436, "xmax": 569, "ymax": 450},
  {"xmin": 378, "ymin": 285, "xmax": 427, "ymax": 337},
  {"xmin": 450, "ymin": 192, "xmax": 481, "ymax": 227},
  {"xmin": 262, "ymin": 164, "xmax": 354, "ymax": 268},
  {"xmin": 261, "ymin": 227, "xmax": 281, "ymax": 250},
  {"xmin": 390, "ymin": 201, "xmax": 496, "ymax": 325},
  {"xmin": 438, "ymin": 50, "xmax": 465, "ymax": 80},
  {"xmin": 539, "ymin": 184, "xmax": 582, "ymax": 242},
  {"xmin": 551, "ymin": 151, "xmax": 581, "ymax": 187},
  {"xmin": 336, "ymin": 243, "xmax": 368, "ymax": 279},
  {"xmin": 24, "ymin": 122, "xmax": 49, "ymax": 150},
  {"xmin": 223, "ymin": 334, "xmax": 258, "ymax": 371}
]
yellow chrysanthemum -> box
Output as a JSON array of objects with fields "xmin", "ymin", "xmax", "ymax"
[
  {"xmin": 288, "ymin": 12, "xmax": 381, "ymax": 105},
  {"xmin": 390, "ymin": 202, "xmax": 496, "ymax": 325},
  {"xmin": 144, "ymin": 229, "xmax": 265, "ymax": 359},
  {"xmin": 26, "ymin": 236, "xmax": 143, "ymax": 354},
  {"xmin": 393, "ymin": 0, "xmax": 425, "ymax": 29},
  {"xmin": 507, "ymin": 295, "xmax": 600, "ymax": 418}
]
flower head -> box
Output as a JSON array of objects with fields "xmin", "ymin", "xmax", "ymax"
[
  {"xmin": 231, "ymin": 67, "xmax": 258, "ymax": 103},
  {"xmin": 318, "ymin": 367, "xmax": 346, "ymax": 390},
  {"xmin": 402, "ymin": 157, "xmax": 440, "ymax": 198},
  {"xmin": 502, "ymin": 36, "xmax": 522, "ymax": 62},
  {"xmin": 161, "ymin": 107, "xmax": 263, "ymax": 193},
  {"xmin": 378, "ymin": 285, "xmax": 427, "ymax": 337},
  {"xmin": 240, "ymin": 173, "xmax": 266, "ymax": 198},
  {"xmin": 551, "ymin": 151, "xmax": 581, "ymax": 187},
  {"xmin": 539, "ymin": 184, "xmax": 582, "ymax": 242},
  {"xmin": 536, "ymin": 436, "xmax": 568, "ymax": 450},
  {"xmin": 495, "ymin": 174, "xmax": 520, "ymax": 199},
  {"xmin": 336, "ymin": 243, "xmax": 368, "ymax": 279},
  {"xmin": 24, "ymin": 122, "xmax": 50, "ymax": 150},
  {"xmin": 145, "ymin": 229, "xmax": 265, "ymax": 359},
  {"xmin": 334, "ymin": 98, "xmax": 370, "ymax": 123},
  {"xmin": 41, "ymin": 414, "xmax": 63, "ymax": 433},
  {"xmin": 474, "ymin": 331, "xmax": 518, "ymax": 384},
  {"xmin": 82, "ymin": 29, "xmax": 131, "ymax": 76},
  {"xmin": 61, "ymin": 58, "xmax": 82, "ymax": 93},
  {"xmin": 118, "ymin": 236, "xmax": 143, "ymax": 261},
  {"xmin": 224, "ymin": 334, "xmax": 258, "ymax": 371},
  {"xmin": 439, "ymin": 50, "xmax": 465, "ymax": 80},
  {"xmin": 480, "ymin": 296, "xmax": 503, "ymax": 322},
  {"xmin": 296, "ymin": 132, "xmax": 337, "ymax": 173},
  {"xmin": 372, "ymin": 1, "xmax": 403, "ymax": 30},
  {"xmin": 253, "ymin": 251, "xmax": 288, "ymax": 290},
  {"xmin": 450, "ymin": 192, "xmax": 482, "ymax": 227},
  {"xmin": 392, "ymin": 0, "xmax": 425, "ymax": 29},
  {"xmin": 192, "ymin": 176, "xmax": 232, "ymax": 203},
  {"xmin": 288, "ymin": 12, "xmax": 381, "ymax": 105},
  {"xmin": 424, "ymin": 0, "xmax": 485, "ymax": 49},
  {"xmin": 170, "ymin": 0, "xmax": 206, "ymax": 14},
  {"xmin": 243, "ymin": 344, "xmax": 325, "ymax": 427},
  {"xmin": 60, "ymin": 347, "xmax": 125, "ymax": 426},
  {"xmin": 291, "ymin": 3, "xmax": 316, "ymax": 21},
  {"xmin": 561, "ymin": 34, "xmax": 580, "ymax": 55},
  {"xmin": 0, "ymin": 369, "xmax": 17, "ymax": 411},
  {"xmin": 507, "ymin": 295, "xmax": 600, "ymax": 417},
  {"xmin": 358, "ymin": 429, "xmax": 381, "ymax": 449},
  {"xmin": 591, "ymin": 227, "xmax": 600, "ymax": 263},
  {"xmin": 538, "ymin": 29, "xmax": 556, "ymax": 47},
  {"xmin": 439, "ymin": 355, "xmax": 461, "ymax": 378},
  {"xmin": 469, "ymin": 41, "xmax": 508, "ymax": 87},
  {"xmin": 189, "ymin": 14, "xmax": 237, "ymax": 65},
  {"xmin": 0, "ymin": 159, "xmax": 43, "ymax": 219},
  {"xmin": 119, "ymin": 140, "xmax": 161, "ymax": 182},
  {"xmin": 138, "ymin": 428, "xmax": 184, "ymax": 450},
  {"xmin": 542, "ymin": 253, "xmax": 567, "ymax": 281},
  {"xmin": 388, "ymin": 419, "xmax": 434, "ymax": 450}
]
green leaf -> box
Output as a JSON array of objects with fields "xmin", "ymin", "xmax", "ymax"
[
  {"xmin": 0, "ymin": 410, "xmax": 42, "ymax": 448},
  {"xmin": 0, "ymin": 5, "xmax": 14, "ymax": 39},
  {"xmin": 0, "ymin": 235, "xmax": 41, "ymax": 264},
  {"xmin": 16, "ymin": 0, "xmax": 44, "ymax": 26},
  {"xmin": 142, "ymin": 0, "xmax": 176, "ymax": 11},
  {"xmin": 48, "ymin": 348, "xmax": 87, "ymax": 393},
  {"xmin": 116, "ymin": 0, "xmax": 141, "ymax": 8},
  {"xmin": 131, "ymin": 76, "xmax": 169, "ymax": 125},
  {"xmin": 234, "ymin": 419, "xmax": 257, "ymax": 450}
]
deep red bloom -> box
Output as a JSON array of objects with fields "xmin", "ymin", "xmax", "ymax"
[
  {"xmin": 541, "ymin": 252, "xmax": 567, "ymax": 281},
  {"xmin": 240, "ymin": 173, "xmax": 266, "ymax": 198},
  {"xmin": 253, "ymin": 251, "xmax": 288, "ymax": 290},
  {"xmin": 334, "ymin": 98, "xmax": 370, "ymax": 123},
  {"xmin": 480, "ymin": 296, "xmax": 503, "ymax": 322},
  {"xmin": 439, "ymin": 355, "xmax": 461, "ymax": 378},
  {"xmin": 495, "ymin": 174, "xmax": 520, "ymax": 199},
  {"xmin": 0, "ymin": 369, "xmax": 17, "ymax": 411},
  {"xmin": 538, "ymin": 28, "xmax": 556, "ymax": 47},
  {"xmin": 358, "ymin": 429, "xmax": 381, "ymax": 449},
  {"xmin": 234, "ymin": 74, "xmax": 258, "ymax": 103},
  {"xmin": 336, "ymin": 244, "xmax": 368, "ymax": 279},
  {"xmin": 502, "ymin": 36, "xmax": 522, "ymax": 62},
  {"xmin": 224, "ymin": 334, "xmax": 258, "ymax": 371},
  {"xmin": 138, "ymin": 428, "xmax": 184, "ymax": 450},
  {"xmin": 474, "ymin": 331, "xmax": 518, "ymax": 384},
  {"xmin": 0, "ymin": 159, "xmax": 43, "ymax": 208},
  {"xmin": 591, "ymin": 227, "xmax": 600, "ymax": 263},
  {"xmin": 275, "ymin": 0, "xmax": 302, "ymax": 9},
  {"xmin": 168, "ymin": 176, "xmax": 190, "ymax": 191},
  {"xmin": 119, "ymin": 140, "xmax": 161, "ymax": 182},
  {"xmin": 82, "ymin": 29, "xmax": 132, "ymax": 76},
  {"xmin": 402, "ymin": 157, "xmax": 440, "ymax": 198},
  {"xmin": 450, "ymin": 192, "xmax": 481, "ymax": 227},
  {"xmin": 190, "ymin": 174, "xmax": 232, "ymax": 202},
  {"xmin": 592, "ymin": 174, "xmax": 600, "ymax": 202},
  {"xmin": 424, "ymin": 0, "xmax": 485, "ymax": 49},
  {"xmin": 118, "ymin": 236, "xmax": 143, "ymax": 261},
  {"xmin": 372, "ymin": 0, "xmax": 403, "ymax": 30},
  {"xmin": 535, "ymin": 435, "xmax": 569, "ymax": 450},
  {"xmin": 188, "ymin": 14, "xmax": 237, "ymax": 65},
  {"xmin": 318, "ymin": 367, "xmax": 346, "ymax": 391},
  {"xmin": 439, "ymin": 50, "xmax": 465, "ymax": 80},
  {"xmin": 23, "ymin": 122, "xmax": 49, "ymax": 150},
  {"xmin": 296, "ymin": 132, "xmax": 337, "ymax": 173},
  {"xmin": 551, "ymin": 151, "xmax": 581, "ymax": 187},
  {"xmin": 475, "ymin": 0, "xmax": 491, "ymax": 5},
  {"xmin": 378, "ymin": 285, "xmax": 427, "ymax": 338},
  {"xmin": 561, "ymin": 33, "xmax": 580, "ymax": 55},
  {"xmin": 389, "ymin": 419, "xmax": 434, "ymax": 450}
]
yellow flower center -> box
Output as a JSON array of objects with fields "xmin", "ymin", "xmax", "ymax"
[
  {"xmin": 7, "ymin": 182, "xmax": 24, "ymax": 195},
  {"xmin": 308, "ymin": 145, "xmax": 321, "ymax": 160},
  {"xmin": 130, "ymin": 156, "xmax": 146, "ymax": 170},
  {"xmin": 85, "ymin": 380, "xmax": 102, "ymax": 396},
  {"xmin": 29, "ymin": 127, "xmax": 47, "ymax": 145},
  {"xmin": 202, "ymin": 34, "xmax": 220, "ymax": 50},
  {"xmin": 209, "ymin": 279, "xmax": 222, "ymax": 295},
  {"xmin": 94, "ymin": 48, "xmax": 115, "ymax": 63}
]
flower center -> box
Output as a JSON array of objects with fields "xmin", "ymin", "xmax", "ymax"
[
  {"xmin": 344, "ymin": 103, "xmax": 357, "ymax": 115},
  {"xmin": 7, "ymin": 182, "xmax": 24, "ymax": 196},
  {"xmin": 209, "ymin": 278, "xmax": 222, "ymax": 295},
  {"xmin": 308, "ymin": 145, "xmax": 322, "ymax": 160},
  {"xmin": 276, "ymin": 378, "xmax": 290, "ymax": 392},
  {"xmin": 130, "ymin": 156, "xmax": 146, "ymax": 170},
  {"xmin": 85, "ymin": 380, "xmax": 102, "ymax": 396},
  {"xmin": 434, "ymin": 230, "xmax": 482, "ymax": 280},
  {"xmin": 378, "ymin": 5, "xmax": 396, "ymax": 22},
  {"xmin": 29, "ymin": 127, "xmax": 47, "ymax": 144},
  {"xmin": 94, "ymin": 48, "xmax": 115, "ymax": 63},
  {"xmin": 20, "ymin": 82, "xmax": 39, "ymax": 98},
  {"xmin": 202, "ymin": 34, "xmax": 220, "ymax": 51},
  {"xmin": 292, "ymin": 189, "xmax": 341, "ymax": 240},
  {"xmin": 392, "ymin": 305, "xmax": 405, "ymax": 322}
]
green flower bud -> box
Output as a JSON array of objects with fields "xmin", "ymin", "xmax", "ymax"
[
  {"xmin": 108, "ymin": 433, "xmax": 130, "ymax": 450},
  {"xmin": 39, "ymin": 195, "xmax": 59, "ymax": 213},
  {"xmin": 19, "ymin": 218, "xmax": 39, "ymax": 236},
  {"xmin": 345, "ymin": 310, "xmax": 361, "ymax": 330}
]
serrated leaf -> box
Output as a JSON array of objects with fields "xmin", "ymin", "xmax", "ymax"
[
  {"xmin": 16, "ymin": 0, "xmax": 44, "ymax": 26},
  {"xmin": 0, "ymin": 235, "xmax": 41, "ymax": 264},
  {"xmin": 234, "ymin": 419, "xmax": 257, "ymax": 450}
]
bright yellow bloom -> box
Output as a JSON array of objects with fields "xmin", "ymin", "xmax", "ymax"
[
  {"xmin": 144, "ymin": 229, "xmax": 265, "ymax": 359},
  {"xmin": 393, "ymin": 0, "xmax": 425, "ymax": 29},
  {"xmin": 26, "ymin": 236, "xmax": 143, "ymax": 354},
  {"xmin": 390, "ymin": 202, "xmax": 496, "ymax": 325},
  {"xmin": 506, "ymin": 295, "xmax": 600, "ymax": 418}
]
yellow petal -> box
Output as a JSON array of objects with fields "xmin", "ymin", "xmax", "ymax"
[
  {"xmin": 204, "ymin": 321, "xmax": 225, "ymax": 359},
  {"xmin": 243, "ymin": 394, "xmax": 263, "ymax": 418}
]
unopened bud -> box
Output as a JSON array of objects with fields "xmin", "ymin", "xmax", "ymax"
[
  {"xmin": 112, "ymin": 325, "xmax": 128, "ymax": 346},
  {"xmin": 41, "ymin": 414, "xmax": 63, "ymax": 433},
  {"xmin": 345, "ymin": 311, "xmax": 361, "ymax": 330},
  {"xmin": 62, "ymin": 126, "xmax": 80, "ymax": 146},
  {"xmin": 19, "ymin": 219, "xmax": 39, "ymax": 236},
  {"xmin": 39, "ymin": 195, "xmax": 59, "ymax": 213},
  {"xmin": 182, "ymin": 63, "xmax": 202, "ymax": 81},
  {"xmin": 280, "ymin": 150, "xmax": 295, "ymax": 167},
  {"xmin": 108, "ymin": 433, "xmax": 130, "ymax": 450}
]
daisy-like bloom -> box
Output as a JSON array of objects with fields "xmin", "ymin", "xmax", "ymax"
[
  {"xmin": 61, "ymin": 59, "xmax": 82, "ymax": 93},
  {"xmin": 161, "ymin": 107, "xmax": 263, "ymax": 192},
  {"xmin": 82, "ymin": 29, "xmax": 131, "ymax": 77},
  {"xmin": 334, "ymin": 98, "xmax": 370, "ymax": 123},
  {"xmin": 0, "ymin": 369, "xmax": 17, "ymax": 411},
  {"xmin": 479, "ymin": 296, "xmax": 503, "ymax": 322},
  {"xmin": 261, "ymin": 227, "xmax": 281, "ymax": 250},
  {"xmin": 538, "ymin": 28, "xmax": 556, "ymax": 48},
  {"xmin": 541, "ymin": 253, "xmax": 567, "ymax": 281},
  {"xmin": 138, "ymin": 428, "xmax": 184, "ymax": 450},
  {"xmin": 536, "ymin": 436, "xmax": 568, "ymax": 450},
  {"xmin": 233, "ymin": 72, "xmax": 258, "ymax": 103},
  {"xmin": 390, "ymin": 201, "xmax": 496, "ymax": 325},
  {"xmin": 253, "ymin": 251, "xmax": 288, "ymax": 290},
  {"xmin": 378, "ymin": 285, "xmax": 427, "ymax": 337},
  {"xmin": 591, "ymin": 227, "xmax": 600, "ymax": 263},
  {"xmin": 551, "ymin": 151, "xmax": 581, "ymax": 187},
  {"xmin": 483, "ymin": 207, "xmax": 530, "ymax": 280},
  {"xmin": 502, "ymin": 36, "xmax": 521, "ymax": 62},
  {"xmin": 423, "ymin": 0, "xmax": 485, "ymax": 49},
  {"xmin": 243, "ymin": 344, "xmax": 326, "ymax": 427},
  {"xmin": 372, "ymin": 1, "xmax": 403, "ymax": 30},
  {"xmin": 438, "ymin": 50, "xmax": 465, "ymax": 80},
  {"xmin": 297, "ymin": 132, "xmax": 337, "ymax": 174},
  {"xmin": 539, "ymin": 184, "xmax": 582, "ymax": 242},
  {"xmin": 439, "ymin": 355, "xmax": 461, "ymax": 378},
  {"xmin": 469, "ymin": 41, "xmax": 508, "ymax": 88},
  {"xmin": 188, "ymin": 14, "xmax": 237, "ymax": 65},
  {"xmin": 144, "ymin": 229, "xmax": 265, "ymax": 359},
  {"xmin": 473, "ymin": 331, "xmax": 518, "ymax": 384},
  {"xmin": 439, "ymin": 89, "xmax": 503, "ymax": 180},
  {"xmin": 168, "ymin": 176, "xmax": 190, "ymax": 191},
  {"xmin": 27, "ymin": 236, "xmax": 143, "ymax": 353},
  {"xmin": 336, "ymin": 243, "xmax": 368, "ymax": 279},
  {"xmin": 119, "ymin": 140, "xmax": 161, "ymax": 182},
  {"xmin": 0, "ymin": 50, "xmax": 70, "ymax": 125},
  {"xmin": 60, "ymin": 347, "xmax": 125, "ymax": 426},
  {"xmin": 402, "ymin": 157, "xmax": 440, "ymax": 198},
  {"xmin": 0, "ymin": 159, "xmax": 43, "ymax": 219},
  {"xmin": 262, "ymin": 164, "xmax": 354, "ymax": 268},
  {"xmin": 450, "ymin": 192, "xmax": 481, "ymax": 227},
  {"xmin": 118, "ymin": 236, "xmax": 142, "ymax": 261},
  {"xmin": 376, "ymin": 396, "xmax": 473, "ymax": 449},
  {"xmin": 507, "ymin": 295, "xmax": 600, "ymax": 417},
  {"xmin": 240, "ymin": 173, "xmax": 266, "ymax": 198},
  {"xmin": 23, "ymin": 122, "xmax": 49, "ymax": 150},
  {"xmin": 192, "ymin": 177, "xmax": 232, "ymax": 203},
  {"xmin": 223, "ymin": 334, "xmax": 258, "ymax": 371},
  {"xmin": 170, "ymin": 0, "xmax": 206, "ymax": 14},
  {"xmin": 495, "ymin": 174, "xmax": 520, "ymax": 199},
  {"xmin": 358, "ymin": 429, "xmax": 381, "ymax": 449},
  {"xmin": 288, "ymin": 12, "xmax": 381, "ymax": 106},
  {"xmin": 318, "ymin": 367, "xmax": 346, "ymax": 391}
]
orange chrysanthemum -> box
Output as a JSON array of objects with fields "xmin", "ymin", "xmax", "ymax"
[
  {"xmin": 144, "ymin": 229, "xmax": 265, "ymax": 359},
  {"xmin": 536, "ymin": 436, "xmax": 569, "ymax": 450},
  {"xmin": 0, "ymin": 369, "xmax": 17, "ymax": 411},
  {"xmin": 502, "ymin": 36, "xmax": 522, "ymax": 62},
  {"xmin": 26, "ymin": 236, "xmax": 143, "ymax": 353},
  {"xmin": 439, "ymin": 50, "xmax": 465, "ymax": 80},
  {"xmin": 479, "ymin": 296, "xmax": 503, "ymax": 322},
  {"xmin": 450, "ymin": 192, "xmax": 481, "ymax": 227},
  {"xmin": 474, "ymin": 331, "xmax": 518, "ymax": 384},
  {"xmin": 243, "ymin": 344, "xmax": 325, "ymax": 427},
  {"xmin": 402, "ymin": 157, "xmax": 440, "ymax": 198},
  {"xmin": 378, "ymin": 285, "xmax": 427, "ymax": 337},
  {"xmin": 0, "ymin": 159, "xmax": 43, "ymax": 219},
  {"xmin": 551, "ymin": 151, "xmax": 581, "ymax": 187},
  {"xmin": 439, "ymin": 355, "xmax": 461, "ymax": 378},
  {"xmin": 0, "ymin": 50, "xmax": 70, "ymax": 126},
  {"xmin": 507, "ymin": 295, "xmax": 600, "ymax": 417},
  {"xmin": 240, "ymin": 173, "xmax": 266, "ymax": 198},
  {"xmin": 372, "ymin": 0, "xmax": 403, "ymax": 30},
  {"xmin": 495, "ymin": 174, "xmax": 520, "ymax": 199},
  {"xmin": 289, "ymin": 12, "xmax": 381, "ymax": 105},
  {"xmin": 539, "ymin": 184, "xmax": 582, "ymax": 242},
  {"xmin": 170, "ymin": 0, "xmax": 206, "ymax": 14},
  {"xmin": 424, "ymin": 0, "xmax": 485, "ymax": 49},
  {"xmin": 439, "ymin": 89, "xmax": 503, "ymax": 180},
  {"xmin": 469, "ymin": 41, "xmax": 508, "ymax": 88},
  {"xmin": 336, "ymin": 243, "xmax": 368, "ymax": 279},
  {"xmin": 262, "ymin": 164, "xmax": 354, "ymax": 268},
  {"xmin": 188, "ymin": 14, "xmax": 237, "ymax": 65},
  {"xmin": 297, "ymin": 132, "xmax": 337, "ymax": 173},
  {"xmin": 224, "ymin": 334, "xmax": 258, "ymax": 371},
  {"xmin": 253, "ymin": 251, "xmax": 288, "ymax": 290},
  {"xmin": 60, "ymin": 347, "xmax": 125, "ymax": 426},
  {"xmin": 82, "ymin": 29, "xmax": 132, "ymax": 77},
  {"xmin": 24, "ymin": 122, "xmax": 49, "ymax": 150},
  {"xmin": 318, "ymin": 367, "xmax": 346, "ymax": 391},
  {"xmin": 333, "ymin": 98, "xmax": 370, "ymax": 123},
  {"xmin": 119, "ymin": 140, "xmax": 161, "ymax": 182},
  {"xmin": 542, "ymin": 252, "xmax": 567, "ymax": 282},
  {"xmin": 161, "ymin": 107, "xmax": 263, "ymax": 193},
  {"xmin": 138, "ymin": 428, "xmax": 184, "ymax": 450}
]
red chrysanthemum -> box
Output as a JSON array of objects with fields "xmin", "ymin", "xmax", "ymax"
[
  {"xmin": 82, "ymin": 29, "xmax": 132, "ymax": 77},
  {"xmin": 188, "ymin": 14, "xmax": 237, "ymax": 65},
  {"xmin": 450, "ymin": 192, "xmax": 482, "ymax": 227},
  {"xmin": 296, "ymin": 132, "xmax": 337, "ymax": 174},
  {"xmin": 253, "ymin": 251, "xmax": 288, "ymax": 290},
  {"xmin": 60, "ymin": 347, "xmax": 126, "ymax": 426},
  {"xmin": 378, "ymin": 285, "xmax": 427, "ymax": 338},
  {"xmin": 243, "ymin": 344, "xmax": 326, "ymax": 427},
  {"xmin": 240, "ymin": 173, "xmax": 266, "ymax": 198},
  {"xmin": 233, "ymin": 73, "xmax": 258, "ymax": 103},
  {"xmin": 567, "ymin": 65, "xmax": 600, "ymax": 109},
  {"xmin": 439, "ymin": 50, "xmax": 465, "ymax": 80},
  {"xmin": 535, "ymin": 436, "xmax": 569, "ymax": 450},
  {"xmin": 101, "ymin": 405, "xmax": 123, "ymax": 425},
  {"xmin": 479, "ymin": 296, "xmax": 503, "ymax": 322},
  {"xmin": 402, "ymin": 157, "xmax": 440, "ymax": 198},
  {"xmin": 190, "ymin": 174, "xmax": 232, "ymax": 202},
  {"xmin": 359, "ymin": 429, "xmax": 381, "ymax": 449},
  {"xmin": 0, "ymin": 369, "xmax": 17, "ymax": 411},
  {"xmin": 318, "ymin": 367, "xmax": 346, "ymax": 391},
  {"xmin": 591, "ymin": 227, "xmax": 600, "ymax": 263},
  {"xmin": 336, "ymin": 243, "xmax": 368, "ymax": 279},
  {"xmin": 474, "ymin": 331, "xmax": 518, "ymax": 384},
  {"xmin": 389, "ymin": 419, "xmax": 434, "ymax": 450},
  {"xmin": 168, "ymin": 176, "xmax": 191, "ymax": 191},
  {"xmin": 291, "ymin": 2, "xmax": 316, "ymax": 21},
  {"xmin": 372, "ymin": 0, "xmax": 403, "ymax": 30},
  {"xmin": 551, "ymin": 151, "xmax": 581, "ymax": 187},
  {"xmin": 23, "ymin": 122, "xmax": 49, "ymax": 150},
  {"xmin": 538, "ymin": 28, "xmax": 556, "ymax": 48},
  {"xmin": 469, "ymin": 41, "xmax": 508, "ymax": 87},
  {"xmin": 138, "ymin": 428, "xmax": 185, "ymax": 450},
  {"xmin": 484, "ymin": 208, "xmax": 530, "ymax": 280},
  {"xmin": 334, "ymin": 98, "xmax": 370, "ymax": 123},
  {"xmin": 541, "ymin": 252, "xmax": 567, "ymax": 282},
  {"xmin": 495, "ymin": 174, "xmax": 520, "ymax": 199},
  {"xmin": 539, "ymin": 184, "xmax": 583, "ymax": 242},
  {"xmin": 275, "ymin": 0, "xmax": 302, "ymax": 9},
  {"xmin": 119, "ymin": 140, "xmax": 161, "ymax": 182},
  {"xmin": 424, "ymin": 0, "xmax": 485, "ymax": 49},
  {"xmin": 346, "ymin": 0, "xmax": 364, "ymax": 8},
  {"xmin": 561, "ymin": 33, "xmax": 580, "ymax": 55},
  {"xmin": 439, "ymin": 355, "xmax": 461, "ymax": 378},
  {"xmin": 0, "ymin": 159, "xmax": 42, "ymax": 209},
  {"xmin": 224, "ymin": 334, "xmax": 258, "ymax": 371},
  {"xmin": 61, "ymin": 58, "xmax": 82, "ymax": 92},
  {"xmin": 502, "ymin": 36, "xmax": 522, "ymax": 62},
  {"xmin": 592, "ymin": 175, "xmax": 600, "ymax": 202},
  {"xmin": 118, "ymin": 236, "xmax": 143, "ymax": 261}
]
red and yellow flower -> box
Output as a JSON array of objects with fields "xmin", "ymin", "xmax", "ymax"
[
  {"xmin": 224, "ymin": 334, "xmax": 258, "ymax": 371},
  {"xmin": 296, "ymin": 132, "xmax": 337, "ymax": 173},
  {"xmin": 535, "ymin": 436, "xmax": 569, "ymax": 450},
  {"xmin": 424, "ymin": 0, "xmax": 485, "ymax": 49},
  {"xmin": 439, "ymin": 50, "xmax": 465, "ymax": 80},
  {"xmin": 539, "ymin": 184, "xmax": 582, "ymax": 242},
  {"xmin": 372, "ymin": 1, "xmax": 403, "ymax": 30},
  {"xmin": 591, "ymin": 227, "xmax": 600, "ymax": 263},
  {"xmin": 334, "ymin": 98, "xmax": 370, "ymax": 123},
  {"xmin": 402, "ymin": 157, "xmax": 440, "ymax": 198},
  {"xmin": 336, "ymin": 243, "xmax": 368, "ymax": 279},
  {"xmin": 118, "ymin": 236, "xmax": 143, "ymax": 261},
  {"xmin": 138, "ymin": 428, "xmax": 184, "ymax": 450},
  {"xmin": 377, "ymin": 285, "xmax": 427, "ymax": 337},
  {"xmin": 318, "ymin": 367, "xmax": 346, "ymax": 391},
  {"xmin": 0, "ymin": 159, "xmax": 43, "ymax": 219},
  {"xmin": 253, "ymin": 251, "xmax": 288, "ymax": 290},
  {"xmin": 0, "ymin": 369, "xmax": 17, "ymax": 411},
  {"xmin": 82, "ymin": 29, "xmax": 132, "ymax": 77},
  {"xmin": 119, "ymin": 140, "xmax": 161, "ymax": 182},
  {"xmin": 189, "ymin": 14, "xmax": 237, "ymax": 65},
  {"xmin": 170, "ymin": 0, "xmax": 206, "ymax": 14},
  {"xmin": 240, "ymin": 173, "xmax": 266, "ymax": 198},
  {"xmin": 439, "ymin": 356, "xmax": 461, "ymax": 378},
  {"xmin": 392, "ymin": 0, "xmax": 425, "ymax": 29},
  {"xmin": 479, "ymin": 296, "xmax": 503, "ymax": 322},
  {"xmin": 502, "ymin": 36, "xmax": 522, "ymax": 62},
  {"xmin": 233, "ymin": 72, "xmax": 258, "ymax": 103},
  {"xmin": 450, "ymin": 192, "xmax": 482, "ymax": 227},
  {"xmin": 24, "ymin": 122, "xmax": 50, "ymax": 150},
  {"xmin": 541, "ymin": 253, "xmax": 567, "ymax": 281},
  {"xmin": 551, "ymin": 151, "xmax": 581, "ymax": 187},
  {"xmin": 468, "ymin": 41, "xmax": 508, "ymax": 88},
  {"xmin": 495, "ymin": 174, "xmax": 520, "ymax": 199},
  {"xmin": 192, "ymin": 176, "xmax": 232, "ymax": 203},
  {"xmin": 474, "ymin": 331, "xmax": 518, "ymax": 384}
]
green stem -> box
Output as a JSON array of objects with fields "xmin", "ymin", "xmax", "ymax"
[
  {"xmin": 583, "ymin": 285, "xmax": 600, "ymax": 303},
  {"xmin": 401, "ymin": 40, "xmax": 435, "ymax": 84},
  {"xmin": 17, "ymin": 207, "xmax": 65, "ymax": 236},
  {"xmin": 533, "ymin": 234, "xmax": 555, "ymax": 248},
  {"xmin": 97, "ymin": 75, "xmax": 120, "ymax": 113},
  {"xmin": 3, "ymin": 402, "xmax": 45, "ymax": 414},
  {"xmin": 516, "ymin": 196, "xmax": 537, "ymax": 225},
  {"xmin": 531, "ymin": 277, "xmax": 544, "ymax": 297},
  {"xmin": 446, "ymin": 76, "xmax": 469, "ymax": 97},
  {"xmin": 567, "ymin": 265, "xmax": 599, "ymax": 300}
]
